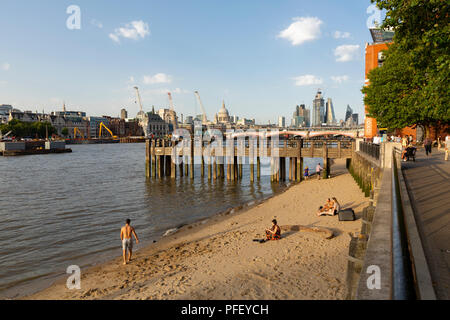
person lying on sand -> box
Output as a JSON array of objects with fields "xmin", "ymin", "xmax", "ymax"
[
  {"xmin": 120, "ymin": 219, "xmax": 139, "ymax": 265},
  {"xmin": 265, "ymin": 219, "xmax": 281, "ymax": 241}
]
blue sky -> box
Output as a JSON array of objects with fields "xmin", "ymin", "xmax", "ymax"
[{"xmin": 0, "ymin": 0, "xmax": 382, "ymax": 124}]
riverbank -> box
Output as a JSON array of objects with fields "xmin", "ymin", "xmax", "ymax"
[{"xmin": 26, "ymin": 159, "xmax": 367, "ymax": 300}]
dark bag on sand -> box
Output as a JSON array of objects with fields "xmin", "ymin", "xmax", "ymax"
[{"xmin": 339, "ymin": 209, "xmax": 356, "ymax": 221}]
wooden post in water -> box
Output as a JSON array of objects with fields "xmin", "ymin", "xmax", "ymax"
[
  {"xmin": 190, "ymin": 138, "xmax": 194, "ymax": 179},
  {"xmin": 171, "ymin": 153, "xmax": 176, "ymax": 178},
  {"xmin": 159, "ymin": 140, "xmax": 165, "ymax": 178},
  {"xmin": 208, "ymin": 156, "xmax": 212, "ymax": 180},
  {"xmin": 151, "ymin": 139, "xmax": 156, "ymax": 178},
  {"xmin": 201, "ymin": 153, "xmax": 205, "ymax": 178},
  {"xmin": 179, "ymin": 143, "xmax": 184, "ymax": 177},
  {"xmin": 322, "ymin": 143, "xmax": 328, "ymax": 179},
  {"xmin": 249, "ymin": 138, "xmax": 254, "ymax": 182},
  {"xmin": 219, "ymin": 156, "xmax": 224, "ymax": 179},
  {"xmin": 145, "ymin": 139, "xmax": 150, "ymax": 178},
  {"xmin": 165, "ymin": 150, "xmax": 171, "ymax": 177},
  {"xmin": 256, "ymin": 136, "xmax": 261, "ymax": 180},
  {"xmin": 238, "ymin": 157, "xmax": 243, "ymax": 180},
  {"xmin": 213, "ymin": 156, "xmax": 217, "ymax": 180}
]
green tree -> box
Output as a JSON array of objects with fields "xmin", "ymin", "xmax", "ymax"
[
  {"xmin": 0, "ymin": 120, "xmax": 57, "ymax": 139},
  {"xmin": 363, "ymin": 0, "xmax": 450, "ymax": 135},
  {"xmin": 61, "ymin": 127, "xmax": 69, "ymax": 137}
]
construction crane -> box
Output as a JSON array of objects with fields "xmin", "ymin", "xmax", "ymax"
[
  {"xmin": 134, "ymin": 86, "xmax": 149, "ymax": 137},
  {"xmin": 73, "ymin": 127, "xmax": 84, "ymax": 140},
  {"xmin": 167, "ymin": 92, "xmax": 178, "ymax": 131},
  {"xmin": 99, "ymin": 122, "xmax": 118, "ymax": 139},
  {"xmin": 194, "ymin": 91, "xmax": 208, "ymax": 125},
  {"xmin": 134, "ymin": 86, "xmax": 144, "ymax": 113}
]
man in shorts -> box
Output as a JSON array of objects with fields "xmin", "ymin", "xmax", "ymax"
[{"xmin": 120, "ymin": 219, "xmax": 139, "ymax": 265}]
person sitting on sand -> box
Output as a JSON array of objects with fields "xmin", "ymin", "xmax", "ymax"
[
  {"xmin": 265, "ymin": 219, "xmax": 281, "ymax": 241},
  {"xmin": 332, "ymin": 197, "xmax": 341, "ymax": 215},
  {"xmin": 317, "ymin": 199, "xmax": 334, "ymax": 216},
  {"xmin": 120, "ymin": 219, "xmax": 139, "ymax": 265}
]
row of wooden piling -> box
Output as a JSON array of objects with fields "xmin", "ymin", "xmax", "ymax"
[{"xmin": 145, "ymin": 139, "xmax": 308, "ymax": 182}]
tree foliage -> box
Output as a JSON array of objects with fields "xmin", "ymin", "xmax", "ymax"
[
  {"xmin": 0, "ymin": 120, "xmax": 56, "ymax": 138},
  {"xmin": 61, "ymin": 127, "xmax": 69, "ymax": 137},
  {"xmin": 362, "ymin": 0, "xmax": 450, "ymax": 130}
]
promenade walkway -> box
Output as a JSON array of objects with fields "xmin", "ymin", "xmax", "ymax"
[{"xmin": 402, "ymin": 148, "xmax": 450, "ymax": 299}]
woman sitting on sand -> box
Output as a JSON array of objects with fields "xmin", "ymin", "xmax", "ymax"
[
  {"xmin": 331, "ymin": 197, "xmax": 340, "ymax": 215},
  {"xmin": 317, "ymin": 198, "xmax": 335, "ymax": 216},
  {"xmin": 317, "ymin": 197, "xmax": 341, "ymax": 216},
  {"xmin": 265, "ymin": 219, "xmax": 281, "ymax": 240}
]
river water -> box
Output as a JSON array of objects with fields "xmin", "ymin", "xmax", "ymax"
[{"xmin": 0, "ymin": 143, "xmax": 321, "ymax": 298}]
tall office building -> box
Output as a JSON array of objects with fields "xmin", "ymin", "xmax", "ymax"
[
  {"xmin": 345, "ymin": 105, "xmax": 353, "ymax": 122},
  {"xmin": 352, "ymin": 113, "xmax": 359, "ymax": 125},
  {"xmin": 312, "ymin": 89, "xmax": 325, "ymax": 127},
  {"xmin": 325, "ymin": 98, "xmax": 336, "ymax": 125},
  {"xmin": 292, "ymin": 104, "xmax": 310, "ymax": 127},
  {"xmin": 278, "ymin": 116, "xmax": 285, "ymax": 128}
]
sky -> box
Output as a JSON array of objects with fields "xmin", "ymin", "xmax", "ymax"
[{"xmin": 0, "ymin": 0, "xmax": 384, "ymax": 124}]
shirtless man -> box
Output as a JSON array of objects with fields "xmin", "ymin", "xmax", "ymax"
[{"xmin": 120, "ymin": 219, "xmax": 139, "ymax": 265}]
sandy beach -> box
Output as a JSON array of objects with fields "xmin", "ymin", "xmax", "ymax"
[{"xmin": 26, "ymin": 159, "xmax": 367, "ymax": 300}]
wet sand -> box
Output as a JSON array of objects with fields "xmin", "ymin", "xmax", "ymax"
[{"xmin": 26, "ymin": 159, "xmax": 367, "ymax": 300}]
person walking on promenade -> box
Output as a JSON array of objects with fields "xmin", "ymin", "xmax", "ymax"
[
  {"xmin": 304, "ymin": 166, "xmax": 309, "ymax": 180},
  {"xmin": 445, "ymin": 135, "xmax": 450, "ymax": 161},
  {"xmin": 424, "ymin": 136, "xmax": 433, "ymax": 156},
  {"xmin": 120, "ymin": 219, "xmax": 139, "ymax": 265},
  {"xmin": 316, "ymin": 163, "xmax": 323, "ymax": 180}
]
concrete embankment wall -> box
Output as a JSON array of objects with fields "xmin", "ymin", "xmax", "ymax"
[{"xmin": 346, "ymin": 141, "xmax": 436, "ymax": 300}]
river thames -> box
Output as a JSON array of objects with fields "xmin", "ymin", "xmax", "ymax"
[{"xmin": 0, "ymin": 143, "xmax": 321, "ymax": 298}]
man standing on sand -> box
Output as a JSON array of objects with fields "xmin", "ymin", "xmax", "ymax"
[{"xmin": 120, "ymin": 219, "xmax": 139, "ymax": 265}]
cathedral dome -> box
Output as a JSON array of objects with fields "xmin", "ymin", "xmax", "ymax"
[{"xmin": 216, "ymin": 100, "xmax": 230, "ymax": 123}]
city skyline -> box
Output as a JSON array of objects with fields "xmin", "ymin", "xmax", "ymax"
[{"xmin": 0, "ymin": 0, "xmax": 382, "ymax": 125}]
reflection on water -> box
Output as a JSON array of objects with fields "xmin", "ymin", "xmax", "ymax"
[{"xmin": 0, "ymin": 143, "xmax": 320, "ymax": 298}]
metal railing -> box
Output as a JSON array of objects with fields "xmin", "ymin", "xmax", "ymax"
[
  {"xmin": 392, "ymin": 148, "xmax": 416, "ymax": 299},
  {"xmin": 359, "ymin": 141, "xmax": 380, "ymax": 160}
]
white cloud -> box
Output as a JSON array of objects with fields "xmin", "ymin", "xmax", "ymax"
[
  {"xmin": 142, "ymin": 88, "xmax": 190, "ymax": 96},
  {"xmin": 278, "ymin": 17, "xmax": 323, "ymax": 46},
  {"xmin": 0, "ymin": 80, "xmax": 7, "ymax": 85},
  {"xmin": 143, "ymin": 73, "xmax": 172, "ymax": 85},
  {"xmin": 172, "ymin": 88, "xmax": 190, "ymax": 94},
  {"xmin": 333, "ymin": 31, "xmax": 351, "ymax": 39},
  {"xmin": 293, "ymin": 75, "xmax": 323, "ymax": 86},
  {"xmin": 91, "ymin": 19, "xmax": 103, "ymax": 29},
  {"xmin": 109, "ymin": 20, "xmax": 150, "ymax": 43},
  {"xmin": 1, "ymin": 63, "xmax": 10, "ymax": 71},
  {"xmin": 331, "ymin": 75, "xmax": 349, "ymax": 83},
  {"xmin": 334, "ymin": 44, "xmax": 360, "ymax": 62}
]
